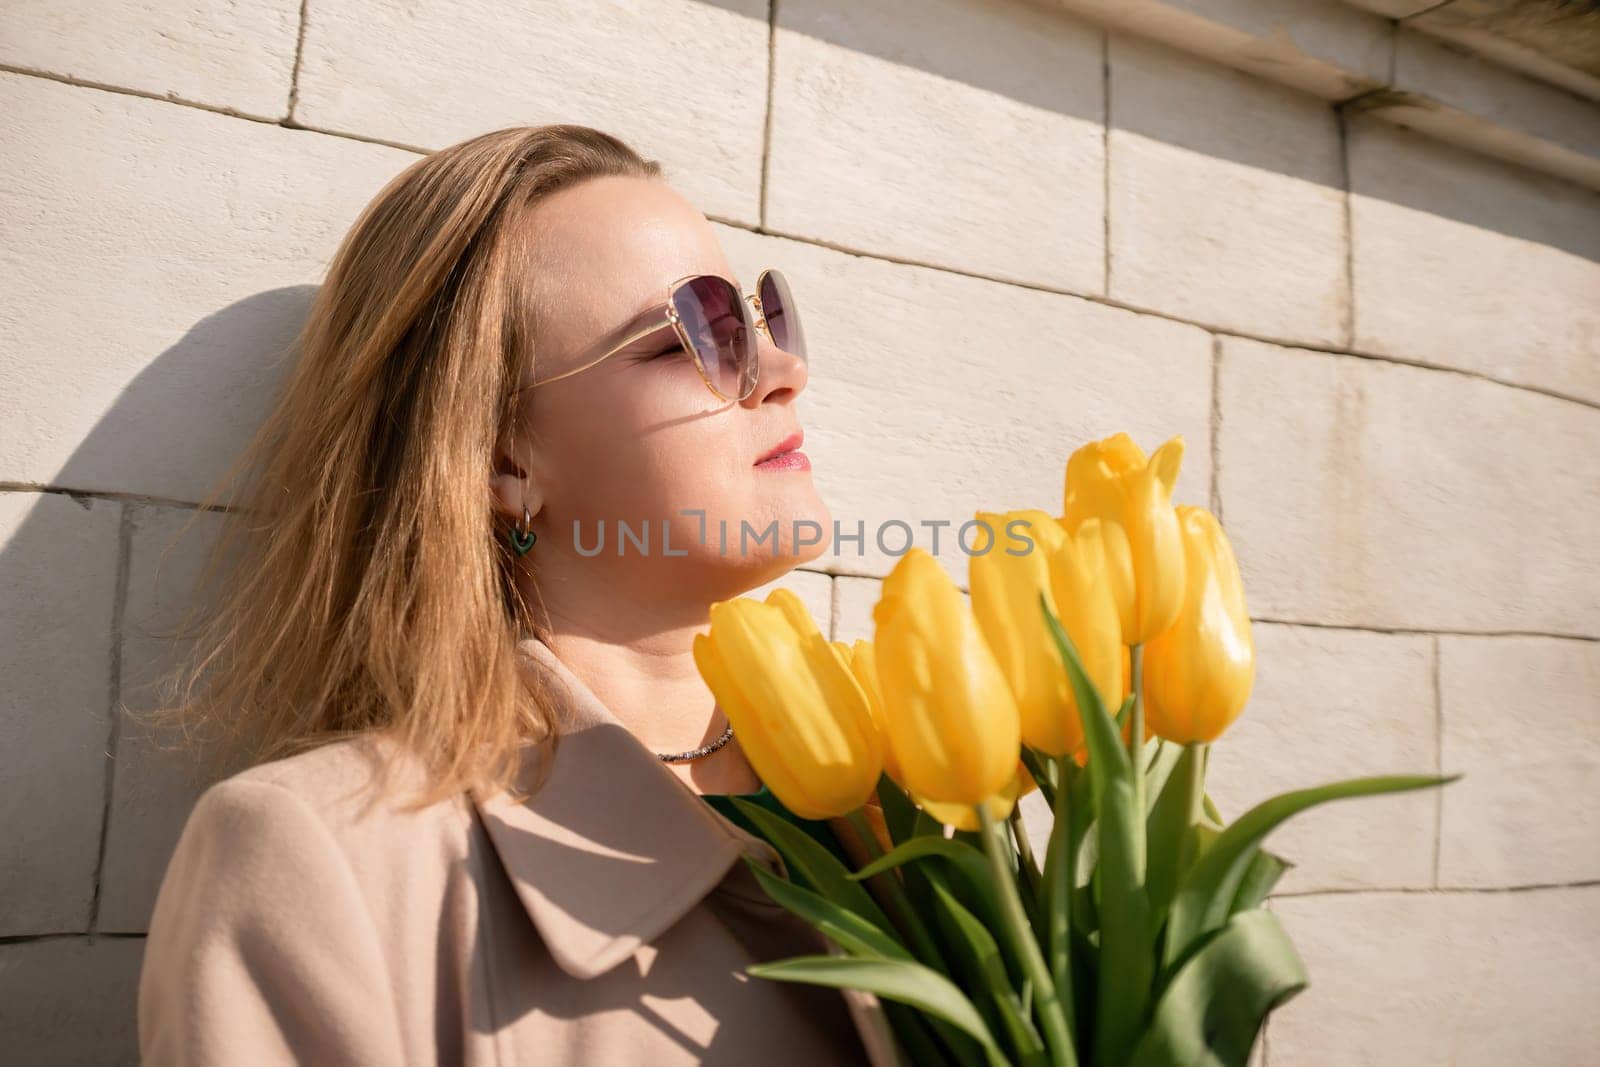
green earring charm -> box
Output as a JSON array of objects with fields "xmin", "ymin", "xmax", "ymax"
[{"xmin": 510, "ymin": 504, "xmax": 538, "ymax": 556}]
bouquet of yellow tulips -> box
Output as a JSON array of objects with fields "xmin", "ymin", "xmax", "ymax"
[{"xmin": 693, "ymin": 432, "xmax": 1458, "ymax": 1067}]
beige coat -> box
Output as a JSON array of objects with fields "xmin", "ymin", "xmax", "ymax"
[{"xmin": 138, "ymin": 637, "xmax": 900, "ymax": 1065}]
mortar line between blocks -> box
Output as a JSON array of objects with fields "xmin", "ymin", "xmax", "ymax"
[
  {"xmin": 759, "ymin": 1, "xmax": 780, "ymax": 231},
  {"xmin": 88, "ymin": 502, "xmax": 133, "ymax": 933},
  {"xmin": 1101, "ymin": 27, "xmax": 1112, "ymax": 299},
  {"xmin": 1272, "ymin": 877, "xmax": 1600, "ymax": 899},
  {"xmin": 711, "ymin": 220, "xmax": 1600, "ymax": 414},
  {"xmin": 1209, "ymin": 334, "xmax": 1224, "ymax": 523},
  {"xmin": 285, "ymin": 0, "xmax": 311, "ymax": 123},
  {"xmin": 0, "ymin": 931, "xmax": 148, "ymax": 946},
  {"xmin": 0, "ymin": 57, "xmax": 1593, "ymax": 413},
  {"xmin": 1337, "ymin": 105, "xmax": 1357, "ymax": 351}
]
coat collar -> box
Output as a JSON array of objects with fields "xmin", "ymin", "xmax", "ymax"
[{"xmin": 469, "ymin": 636, "xmax": 786, "ymax": 981}]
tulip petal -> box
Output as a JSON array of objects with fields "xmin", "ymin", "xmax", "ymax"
[
  {"xmin": 1141, "ymin": 507, "xmax": 1256, "ymax": 744},
  {"xmin": 849, "ymin": 640, "xmax": 903, "ymax": 786},
  {"xmin": 695, "ymin": 597, "xmax": 880, "ymax": 818},
  {"xmin": 873, "ymin": 550, "xmax": 1022, "ymax": 807},
  {"xmin": 1061, "ymin": 433, "xmax": 1190, "ymax": 645},
  {"xmin": 911, "ymin": 762, "xmax": 1031, "ymax": 832},
  {"xmin": 692, "ymin": 629, "xmax": 831, "ymax": 818},
  {"xmin": 1148, "ymin": 435, "xmax": 1184, "ymax": 498},
  {"xmin": 971, "ymin": 509, "xmax": 1085, "ymax": 757}
]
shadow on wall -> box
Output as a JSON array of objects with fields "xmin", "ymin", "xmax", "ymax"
[{"xmin": 0, "ymin": 285, "xmax": 319, "ymax": 1062}]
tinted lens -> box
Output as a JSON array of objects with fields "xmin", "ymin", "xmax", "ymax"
[
  {"xmin": 758, "ymin": 269, "xmax": 806, "ymax": 362},
  {"xmin": 671, "ymin": 275, "xmax": 758, "ymax": 400}
]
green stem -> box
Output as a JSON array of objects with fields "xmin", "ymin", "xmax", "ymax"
[
  {"xmin": 846, "ymin": 806, "xmax": 885, "ymax": 861},
  {"xmin": 978, "ymin": 805, "xmax": 1078, "ymax": 1067},
  {"xmin": 1020, "ymin": 746, "xmax": 1058, "ymax": 809},
  {"xmin": 1009, "ymin": 805, "xmax": 1048, "ymax": 946},
  {"xmin": 1046, "ymin": 757, "xmax": 1077, "ymax": 1049},
  {"xmin": 1130, "ymin": 642, "xmax": 1146, "ymax": 823},
  {"xmin": 1009, "ymin": 806, "xmax": 1044, "ymax": 895},
  {"xmin": 1180, "ymin": 742, "xmax": 1209, "ymax": 869},
  {"xmin": 846, "ymin": 807, "xmax": 946, "ymax": 973}
]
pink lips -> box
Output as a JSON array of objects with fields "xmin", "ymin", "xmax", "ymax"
[
  {"xmin": 755, "ymin": 431, "xmax": 809, "ymax": 471},
  {"xmin": 756, "ymin": 451, "xmax": 811, "ymax": 471}
]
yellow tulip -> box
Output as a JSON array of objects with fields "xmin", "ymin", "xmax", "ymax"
[
  {"xmin": 1060, "ymin": 432, "xmax": 1188, "ymax": 645},
  {"xmin": 693, "ymin": 589, "xmax": 883, "ymax": 819},
  {"xmin": 1140, "ymin": 506, "xmax": 1256, "ymax": 743},
  {"xmin": 970, "ymin": 510, "xmax": 1124, "ymax": 758},
  {"xmin": 833, "ymin": 638, "xmax": 904, "ymax": 785},
  {"xmin": 915, "ymin": 760, "xmax": 1037, "ymax": 831},
  {"xmin": 850, "ymin": 625, "xmax": 1035, "ymax": 830},
  {"xmin": 872, "ymin": 548, "xmax": 1022, "ymax": 808}
]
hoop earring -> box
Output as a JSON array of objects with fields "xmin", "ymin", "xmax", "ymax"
[{"xmin": 509, "ymin": 504, "xmax": 538, "ymax": 556}]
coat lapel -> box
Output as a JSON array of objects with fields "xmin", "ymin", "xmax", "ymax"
[{"xmin": 470, "ymin": 636, "xmax": 786, "ymax": 982}]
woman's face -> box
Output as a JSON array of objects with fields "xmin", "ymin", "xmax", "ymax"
[{"xmin": 497, "ymin": 174, "xmax": 831, "ymax": 608}]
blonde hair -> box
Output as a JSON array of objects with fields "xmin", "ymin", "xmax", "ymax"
[{"xmin": 134, "ymin": 124, "xmax": 663, "ymax": 809}]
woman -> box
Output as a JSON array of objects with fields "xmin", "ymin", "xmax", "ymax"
[{"xmin": 136, "ymin": 124, "xmax": 895, "ymax": 1065}]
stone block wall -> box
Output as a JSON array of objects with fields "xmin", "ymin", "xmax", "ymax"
[{"xmin": 2, "ymin": 1, "xmax": 1596, "ymax": 1062}]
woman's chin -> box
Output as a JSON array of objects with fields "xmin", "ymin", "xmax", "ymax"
[
  {"xmin": 705, "ymin": 504, "xmax": 834, "ymax": 594},
  {"xmin": 779, "ymin": 492, "xmax": 832, "ymax": 566}
]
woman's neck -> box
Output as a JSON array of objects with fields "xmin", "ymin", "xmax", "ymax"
[{"xmin": 538, "ymin": 627, "xmax": 763, "ymax": 795}]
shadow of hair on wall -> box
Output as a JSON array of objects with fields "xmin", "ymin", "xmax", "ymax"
[{"xmin": 3, "ymin": 284, "xmax": 318, "ymax": 946}]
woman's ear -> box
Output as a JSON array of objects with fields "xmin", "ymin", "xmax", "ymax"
[{"xmin": 490, "ymin": 430, "xmax": 545, "ymax": 523}]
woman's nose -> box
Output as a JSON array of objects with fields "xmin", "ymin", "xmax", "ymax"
[{"xmin": 743, "ymin": 330, "xmax": 808, "ymax": 406}]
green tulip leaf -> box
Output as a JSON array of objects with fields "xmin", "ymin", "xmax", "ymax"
[
  {"xmin": 924, "ymin": 870, "xmax": 1048, "ymax": 1067},
  {"xmin": 742, "ymin": 857, "xmax": 915, "ymax": 962},
  {"xmin": 1050, "ymin": 755, "xmax": 1098, "ymax": 940},
  {"xmin": 1090, "ymin": 776, "xmax": 1154, "ymax": 1064},
  {"xmin": 1066, "ymin": 763, "xmax": 1099, "ymax": 933},
  {"xmin": 883, "ymin": 812, "xmax": 940, "ymax": 927},
  {"xmin": 745, "ymin": 857, "xmax": 973, "ymax": 1066},
  {"xmin": 875, "ymin": 773, "xmax": 921, "ymax": 847},
  {"xmin": 871, "ymin": 776, "xmax": 955, "ymax": 953},
  {"xmin": 849, "ymin": 833, "xmax": 1007, "ymax": 948},
  {"xmin": 952, "ymin": 826, "xmax": 985, "ymax": 852},
  {"xmin": 1230, "ymin": 848, "xmax": 1294, "ymax": 915},
  {"xmin": 1146, "ymin": 743, "xmax": 1208, "ymax": 935},
  {"xmin": 1143, "ymin": 737, "xmax": 1186, "ymax": 815},
  {"xmin": 850, "ymin": 835, "xmax": 994, "ymax": 905},
  {"xmin": 1162, "ymin": 772, "xmax": 1463, "ymax": 976},
  {"xmin": 1072, "ymin": 881, "xmax": 1099, "ymax": 936},
  {"xmin": 731, "ymin": 797, "xmax": 898, "ymax": 942},
  {"xmin": 1041, "ymin": 594, "xmax": 1152, "ymax": 1067},
  {"xmin": 1142, "ymin": 736, "xmax": 1168, "ymax": 778},
  {"xmin": 907, "ymin": 807, "xmax": 989, "ymax": 933},
  {"xmin": 1190, "ymin": 819, "xmax": 1222, "ymax": 874},
  {"xmin": 746, "ymin": 955, "xmax": 1009, "ymax": 1066},
  {"xmin": 1080, "ymin": 821, "xmax": 1103, "ymax": 913},
  {"xmin": 1129, "ymin": 908, "xmax": 1309, "ymax": 1067},
  {"xmin": 1019, "ymin": 747, "xmax": 1058, "ymax": 810},
  {"xmin": 1039, "ymin": 757, "xmax": 1082, "ymax": 1047},
  {"xmin": 1009, "ymin": 823, "xmax": 1047, "ymax": 949},
  {"xmin": 879, "ymin": 1000, "xmax": 960, "ymax": 1067}
]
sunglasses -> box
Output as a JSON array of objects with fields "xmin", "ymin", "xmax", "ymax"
[{"xmin": 524, "ymin": 268, "xmax": 806, "ymax": 402}]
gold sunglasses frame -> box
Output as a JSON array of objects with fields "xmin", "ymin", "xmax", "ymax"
[{"xmin": 521, "ymin": 268, "xmax": 790, "ymax": 402}]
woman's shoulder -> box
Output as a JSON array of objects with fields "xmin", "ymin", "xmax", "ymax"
[
  {"xmin": 182, "ymin": 732, "xmax": 471, "ymax": 864},
  {"xmin": 141, "ymin": 736, "xmax": 423, "ymax": 1063}
]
